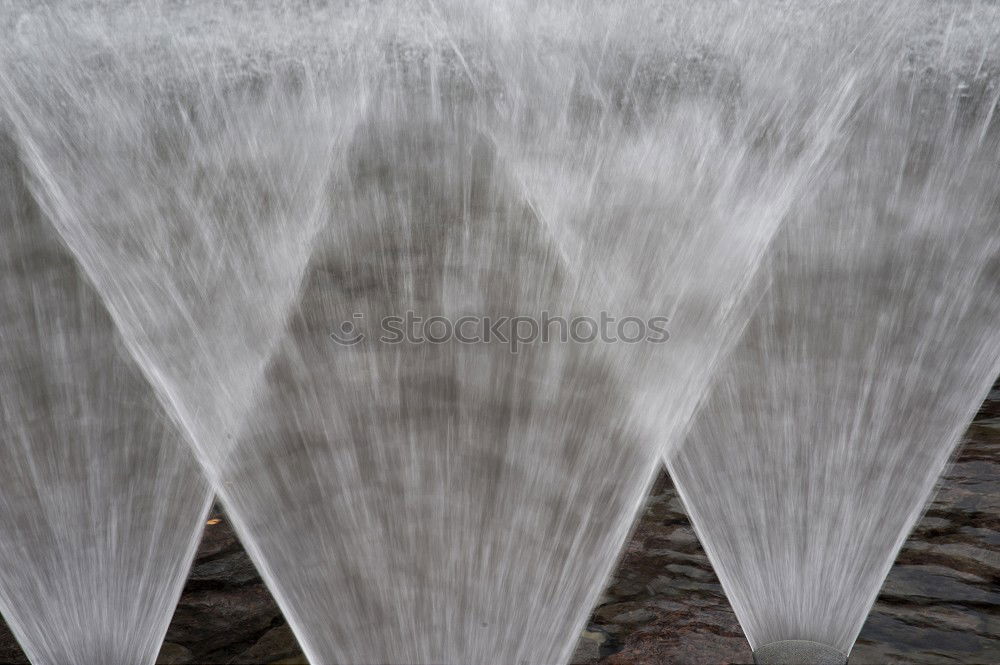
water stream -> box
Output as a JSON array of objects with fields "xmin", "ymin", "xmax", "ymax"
[
  {"xmin": 670, "ymin": 44, "xmax": 1000, "ymax": 656},
  {"xmin": 2, "ymin": 2, "xmax": 996, "ymax": 663}
]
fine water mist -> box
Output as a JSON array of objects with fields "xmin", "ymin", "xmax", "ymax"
[
  {"xmin": 2, "ymin": 1, "xmax": 998, "ymax": 664},
  {"xmin": 669, "ymin": 14, "xmax": 1000, "ymax": 657},
  {"xmin": 205, "ymin": 4, "xmax": 896, "ymax": 662},
  {"xmin": 0, "ymin": 130, "xmax": 211, "ymax": 663},
  {"xmin": 2, "ymin": 39, "xmax": 362, "ymax": 480}
]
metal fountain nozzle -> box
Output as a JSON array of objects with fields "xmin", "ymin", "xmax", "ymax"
[{"xmin": 752, "ymin": 640, "xmax": 848, "ymax": 665}]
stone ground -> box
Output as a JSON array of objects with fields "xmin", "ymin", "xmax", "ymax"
[{"xmin": 0, "ymin": 383, "xmax": 996, "ymax": 664}]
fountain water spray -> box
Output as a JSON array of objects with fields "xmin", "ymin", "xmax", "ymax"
[
  {"xmin": 669, "ymin": 6, "xmax": 1000, "ymax": 660},
  {"xmin": 0, "ymin": 1, "xmax": 947, "ymax": 663},
  {"xmin": 1, "ymin": 4, "xmax": 367, "ymax": 660},
  {"xmin": 0, "ymin": 128, "xmax": 211, "ymax": 664}
]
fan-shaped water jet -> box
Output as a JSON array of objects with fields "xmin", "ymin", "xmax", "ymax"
[
  {"xmin": 0, "ymin": 125, "xmax": 211, "ymax": 665},
  {"xmin": 669, "ymin": 20, "xmax": 1000, "ymax": 660}
]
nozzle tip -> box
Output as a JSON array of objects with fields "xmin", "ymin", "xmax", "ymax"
[{"xmin": 752, "ymin": 640, "xmax": 848, "ymax": 665}]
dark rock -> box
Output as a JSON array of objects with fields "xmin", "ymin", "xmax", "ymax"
[
  {"xmin": 166, "ymin": 585, "xmax": 282, "ymax": 655},
  {"xmin": 155, "ymin": 642, "xmax": 193, "ymax": 664},
  {"xmin": 879, "ymin": 565, "xmax": 998, "ymax": 605},
  {"xmin": 231, "ymin": 624, "xmax": 303, "ymax": 664},
  {"xmin": 602, "ymin": 624, "xmax": 751, "ymax": 665},
  {"xmin": 187, "ymin": 550, "xmax": 264, "ymax": 588},
  {"xmin": 852, "ymin": 613, "xmax": 990, "ymax": 664},
  {"xmin": 196, "ymin": 509, "xmax": 241, "ymax": 560},
  {"xmin": 0, "ymin": 631, "xmax": 29, "ymax": 665}
]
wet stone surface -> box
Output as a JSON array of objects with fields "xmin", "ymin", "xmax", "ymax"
[{"xmin": 0, "ymin": 384, "xmax": 996, "ymax": 664}]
